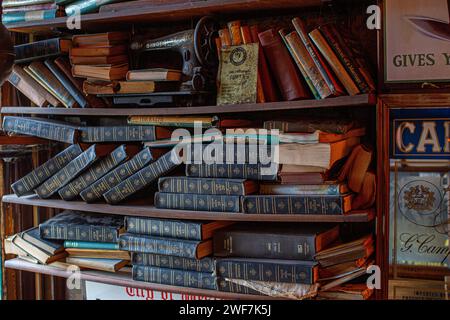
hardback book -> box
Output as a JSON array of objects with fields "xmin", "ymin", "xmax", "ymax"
[
  {"xmin": 82, "ymin": 80, "xmax": 119, "ymax": 95},
  {"xmin": 119, "ymin": 233, "xmax": 212, "ymax": 259},
  {"xmin": 282, "ymin": 30, "xmax": 332, "ymax": 99},
  {"xmin": 79, "ymin": 125, "xmax": 167, "ymax": 143},
  {"xmin": 213, "ymin": 224, "xmax": 340, "ymax": 260},
  {"xmin": 218, "ymin": 28, "xmax": 232, "ymax": 47},
  {"xmin": 291, "ymin": 17, "xmax": 345, "ymax": 96},
  {"xmin": 216, "ymin": 278, "xmax": 264, "ymax": 295},
  {"xmin": 2, "ymin": 116, "xmax": 79, "ymax": 144},
  {"xmin": 132, "ymin": 253, "xmax": 215, "ymax": 273},
  {"xmin": 57, "ymin": 145, "xmax": 129, "ymax": 200},
  {"xmin": 72, "ymin": 63, "xmax": 129, "ymax": 81},
  {"xmin": 278, "ymin": 172, "xmax": 328, "ymax": 185},
  {"xmin": 65, "ymin": 257, "xmax": 128, "ymax": 272},
  {"xmin": 280, "ymin": 164, "xmax": 327, "ymax": 174},
  {"xmin": 70, "ymin": 55, "xmax": 128, "ymax": 65},
  {"xmin": 309, "ymin": 28, "xmax": 360, "ymax": 96},
  {"xmin": 126, "ymin": 68, "xmax": 182, "ymax": 81},
  {"xmin": 278, "ymin": 136, "xmax": 360, "ymax": 169},
  {"xmin": 8, "ymin": 65, "xmax": 48, "ymax": 107},
  {"xmin": 264, "ymin": 119, "xmax": 356, "ymax": 134},
  {"xmin": 133, "ymin": 265, "xmax": 217, "ymax": 290},
  {"xmin": 319, "ymin": 263, "xmax": 370, "ymax": 291},
  {"xmin": 34, "ymin": 145, "xmax": 98, "ymax": 198},
  {"xmin": 2, "ymin": 8, "xmax": 62, "ymax": 24},
  {"xmin": 65, "ymin": 0, "xmax": 126, "ymax": 15},
  {"xmin": 216, "ymin": 258, "xmax": 319, "ymax": 284},
  {"xmin": 103, "ymin": 149, "xmax": 180, "ymax": 204},
  {"xmin": 125, "ymin": 216, "xmax": 233, "ymax": 241},
  {"xmin": 318, "ymin": 256, "xmax": 372, "ymax": 280},
  {"xmin": 127, "ymin": 115, "xmax": 254, "ymax": 128},
  {"xmin": 14, "ymin": 37, "xmax": 71, "ymax": 64},
  {"xmin": 4, "ymin": 235, "xmax": 40, "ymax": 264},
  {"xmin": 117, "ymin": 81, "xmax": 180, "ymax": 94},
  {"xmin": 27, "ymin": 61, "xmax": 78, "ymax": 108},
  {"xmin": 185, "ymin": 163, "xmax": 278, "ymax": 181},
  {"xmin": 79, "ymin": 147, "xmax": 153, "ymax": 203},
  {"xmin": 11, "ymin": 144, "xmax": 83, "ymax": 197},
  {"xmin": 317, "ymin": 284, "xmax": 373, "ymax": 300},
  {"xmin": 64, "ymin": 241, "xmax": 119, "ymax": 250},
  {"xmin": 338, "ymin": 144, "xmax": 373, "ymax": 192},
  {"xmin": 258, "ymin": 28, "xmax": 310, "ymax": 101},
  {"xmin": 259, "ymin": 183, "xmax": 349, "ymax": 196},
  {"xmin": 21, "ymin": 227, "xmax": 64, "ymax": 255},
  {"xmin": 11, "ymin": 233, "xmax": 67, "ymax": 264},
  {"xmin": 72, "ymin": 32, "xmax": 129, "ymax": 47},
  {"xmin": 45, "ymin": 59, "xmax": 88, "ymax": 108},
  {"xmin": 241, "ymin": 194, "xmax": 353, "ymax": 215},
  {"xmin": 66, "ymin": 248, "xmax": 130, "ymax": 260},
  {"xmin": 2, "ymin": 0, "xmax": 54, "ymax": 7},
  {"xmin": 39, "ymin": 210, "xmax": 125, "ymax": 243},
  {"xmin": 154, "ymin": 192, "xmax": 241, "ymax": 213},
  {"xmin": 2, "ymin": 2, "xmax": 56, "ymax": 12},
  {"xmin": 157, "ymin": 177, "xmax": 258, "ymax": 196},
  {"xmin": 351, "ymin": 172, "xmax": 376, "ymax": 210},
  {"xmin": 23, "ymin": 66, "xmax": 63, "ymax": 107},
  {"xmin": 227, "ymin": 20, "xmax": 243, "ymax": 45},
  {"xmin": 70, "ymin": 45, "xmax": 127, "ymax": 57}
]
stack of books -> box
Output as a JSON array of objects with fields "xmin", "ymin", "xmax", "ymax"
[
  {"xmin": 118, "ymin": 216, "xmax": 232, "ymax": 289},
  {"xmin": 70, "ymin": 32, "xmax": 130, "ymax": 95},
  {"xmin": 1, "ymin": 0, "xmax": 64, "ymax": 25},
  {"xmin": 39, "ymin": 210, "xmax": 129, "ymax": 272},
  {"xmin": 119, "ymin": 68, "xmax": 182, "ymax": 94}
]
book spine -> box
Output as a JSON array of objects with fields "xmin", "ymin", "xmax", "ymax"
[
  {"xmin": 23, "ymin": 65, "xmax": 62, "ymax": 107},
  {"xmin": 35, "ymin": 145, "xmax": 98, "ymax": 199},
  {"xmin": 119, "ymin": 233, "xmax": 200, "ymax": 259},
  {"xmin": 216, "ymin": 259, "xmax": 314, "ymax": 284},
  {"xmin": 64, "ymin": 241, "xmax": 119, "ymax": 250},
  {"xmin": 217, "ymin": 278, "xmax": 263, "ymax": 295},
  {"xmin": 2, "ymin": 0, "xmax": 54, "ymax": 7},
  {"xmin": 2, "ymin": 9, "xmax": 57, "ymax": 24},
  {"xmin": 155, "ymin": 192, "xmax": 241, "ymax": 213},
  {"xmin": 127, "ymin": 116, "xmax": 215, "ymax": 128},
  {"xmin": 241, "ymin": 195, "xmax": 346, "ymax": 215},
  {"xmin": 2, "ymin": 3, "xmax": 57, "ymax": 13},
  {"xmin": 103, "ymin": 150, "xmax": 179, "ymax": 204},
  {"xmin": 14, "ymin": 38, "xmax": 61, "ymax": 63},
  {"xmin": 65, "ymin": 0, "xmax": 121, "ymax": 15},
  {"xmin": 133, "ymin": 265, "xmax": 217, "ymax": 290},
  {"xmin": 8, "ymin": 65, "xmax": 48, "ymax": 107},
  {"xmin": 80, "ymin": 126, "xmax": 155, "ymax": 143},
  {"xmin": 319, "ymin": 25, "xmax": 369, "ymax": 93},
  {"xmin": 80, "ymin": 147, "xmax": 153, "ymax": 203},
  {"xmin": 158, "ymin": 177, "xmax": 247, "ymax": 196},
  {"xmin": 2, "ymin": 116, "xmax": 78, "ymax": 144},
  {"xmin": 40, "ymin": 223, "xmax": 120, "ymax": 243},
  {"xmin": 132, "ymin": 253, "xmax": 215, "ymax": 273},
  {"xmin": 185, "ymin": 164, "xmax": 277, "ymax": 181},
  {"xmin": 44, "ymin": 59, "xmax": 88, "ymax": 108},
  {"xmin": 12, "ymin": 144, "xmax": 83, "ymax": 197},
  {"xmin": 125, "ymin": 216, "xmax": 202, "ymax": 241},
  {"xmin": 214, "ymin": 230, "xmax": 316, "ymax": 260},
  {"xmin": 259, "ymin": 184, "xmax": 346, "ymax": 196},
  {"xmin": 58, "ymin": 145, "xmax": 128, "ymax": 200}
]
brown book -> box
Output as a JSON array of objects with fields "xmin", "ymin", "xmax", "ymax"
[
  {"xmin": 118, "ymin": 81, "xmax": 180, "ymax": 94},
  {"xmin": 309, "ymin": 28, "xmax": 360, "ymax": 96},
  {"xmin": 352, "ymin": 172, "xmax": 376, "ymax": 210},
  {"xmin": 8, "ymin": 65, "xmax": 48, "ymax": 107},
  {"xmin": 65, "ymin": 257, "xmax": 129, "ymax": 272},
  {"xmin": 23, "ymin": 66, "xmax": 62, "ymax": 107},
  {"xmin": 338, "ymin": 144, "xmax": 373, "ymax": 192},
  {"xmin": 66, "ymin": 248, "xmax": 130, "ymax": 260},
  {"xmin": 72, "ymin": 32, "xmax": 129, "ymax": 47},
  {"xmin": 278, "ymin": 172, "xmax": 328, "ymax": 185},
  {"xmin": 82, "ymin": 80, "xmax": 119, "ymax": 95},
  {"xmin": 70, "ymin": 55, "xmax": 128, "ymax": 65},
  {"xmin": 264, "ymin": 119, "xmax": 356, "ymax": 134},
  {"xmin": 218, "ymin": 28, "xmax": 232, "ymax": 47},
  {"xmin": 126, "ymin": 68, "xmax": 182, "ymax": 81},
  {"xmin": 250, "ymin": 25, "xmax": 279, "ymax": 102},
  {"xmin": 258, "ymin": 28, "xmax": 310, "ymax": 101},
  {"xmin": 70, "ymin": 45, "xmax": 128, "ymax": 57},
  {"xmin": 72, "ymin": 63, "xmax": 129, "ymax": 81},
  {"xmin": 317, "ymin": 283, "xmax": 374, "ymax": 300},
  {"xmin": 227, "ymin": 20, "xmax": 243, "ymax": 45},
  {"xmin": 27, "ymin": 61, "xmax": 77, "ymax": 108}
]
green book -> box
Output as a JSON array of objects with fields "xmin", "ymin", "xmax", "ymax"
[
  {"xmin": 64, "ymin": 241, "xmax": 119, "ymax": 250},
  {"xmin": 66, "ymin": 0, "xmax": 124, "ymax": 15}
]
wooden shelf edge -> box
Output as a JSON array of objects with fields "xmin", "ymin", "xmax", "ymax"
[
  {"xmin": 4, "ymin": 258, "xmax": 273, "ymax": 300},
  {"xmin": 0, "ymin": 94, "xmax": 376, "ymax": 116},
  {"xmin": 2, "ymin": 194, "xmax": 375, "ymax": 222}
]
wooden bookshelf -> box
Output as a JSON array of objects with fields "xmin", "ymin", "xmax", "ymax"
[
  {"xmin": 1, "ymin": 94, "xmax": 376, "ymax": 117},
  {"xmin": 2, "ymin": 194, "xmax": 375, "ymax": 222},
  {"xmin": 4, "ymin": 258, "xmax": 273, "ymax": 300},
  {"xmin": 5, "ymin": 0, "xmax": 323, "ymax": 33}
]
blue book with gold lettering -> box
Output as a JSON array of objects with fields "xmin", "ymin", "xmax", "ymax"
[
  {"xmin": 132, "ymin": 253, "xmax": 215, "ymax": 273},
  {"xmin": 186, "ymin": 163, "xmax": 278, "ymax": 181},
  {"xmin": 154, "ymin": 192, "xmax": 241, "ymax": 213}
]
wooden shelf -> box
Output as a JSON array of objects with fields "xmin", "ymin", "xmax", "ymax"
[
  {"xmin": 1, "ymin": 94, "xmax": 376, "ymax": 117},
  {"xmin": 6, "ymin": 0, "xmax": 323, "ymax": 33},
  {"xmin": 0, "ymin": 135, "xmax": 49, "ymax": 145},
  {"xmin": 2, "ymin": 194, "xmax": 375, "ymax": 222},
  {"xmin": 4, "ymin": 258, "xmax": 272, "ymax": 300}
]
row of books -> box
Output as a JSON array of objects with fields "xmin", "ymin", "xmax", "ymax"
[
  {"xmin": 217, "ymin": 18, "xmax": 375, "ymax": 103},
  {"xmin": 4, "ymin": 210, "xmax": 374, "ymax": 299},
  {"xmin": 1, "ymin": 0, "xmax": 131, "ymax": 24}
]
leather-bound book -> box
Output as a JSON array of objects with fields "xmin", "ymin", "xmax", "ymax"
[
  {"xmin": 23, "ymin": 65, "xmax": 62, "ymax": 107},
  {"xmin": 14, "ymin": 37, "xmax": 71, "ymax": 64},
  {"xmin": 258, "ymin": 28, "xmax": 310, "ymax": 101},
  {"xmin": 227, "ymin": 20, "xmax": 243, "ymax": 45},
  {"xmin": 8, "ymin": 65, "xmax": 48, "ymax": 107},
  {"xmin": 72, "ymin": 32, "xmax": 129, "ymax": 47},
  {"xmin": 218, "ymin": 28, "xmax": 232, "ymax": 47}
]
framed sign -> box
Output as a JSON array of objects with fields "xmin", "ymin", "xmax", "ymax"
[{"xmin": 384, "ymin": 0, "xmax": 450, "ymax": 85}]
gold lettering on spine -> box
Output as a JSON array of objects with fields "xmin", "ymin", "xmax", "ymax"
[
  {"xmin": 396, "ymin": 121, "xmax": 415, "ymax": 153},
  {"xmin": 417, "ymin": 122, "xmax": 442, "ymax": 153}
]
